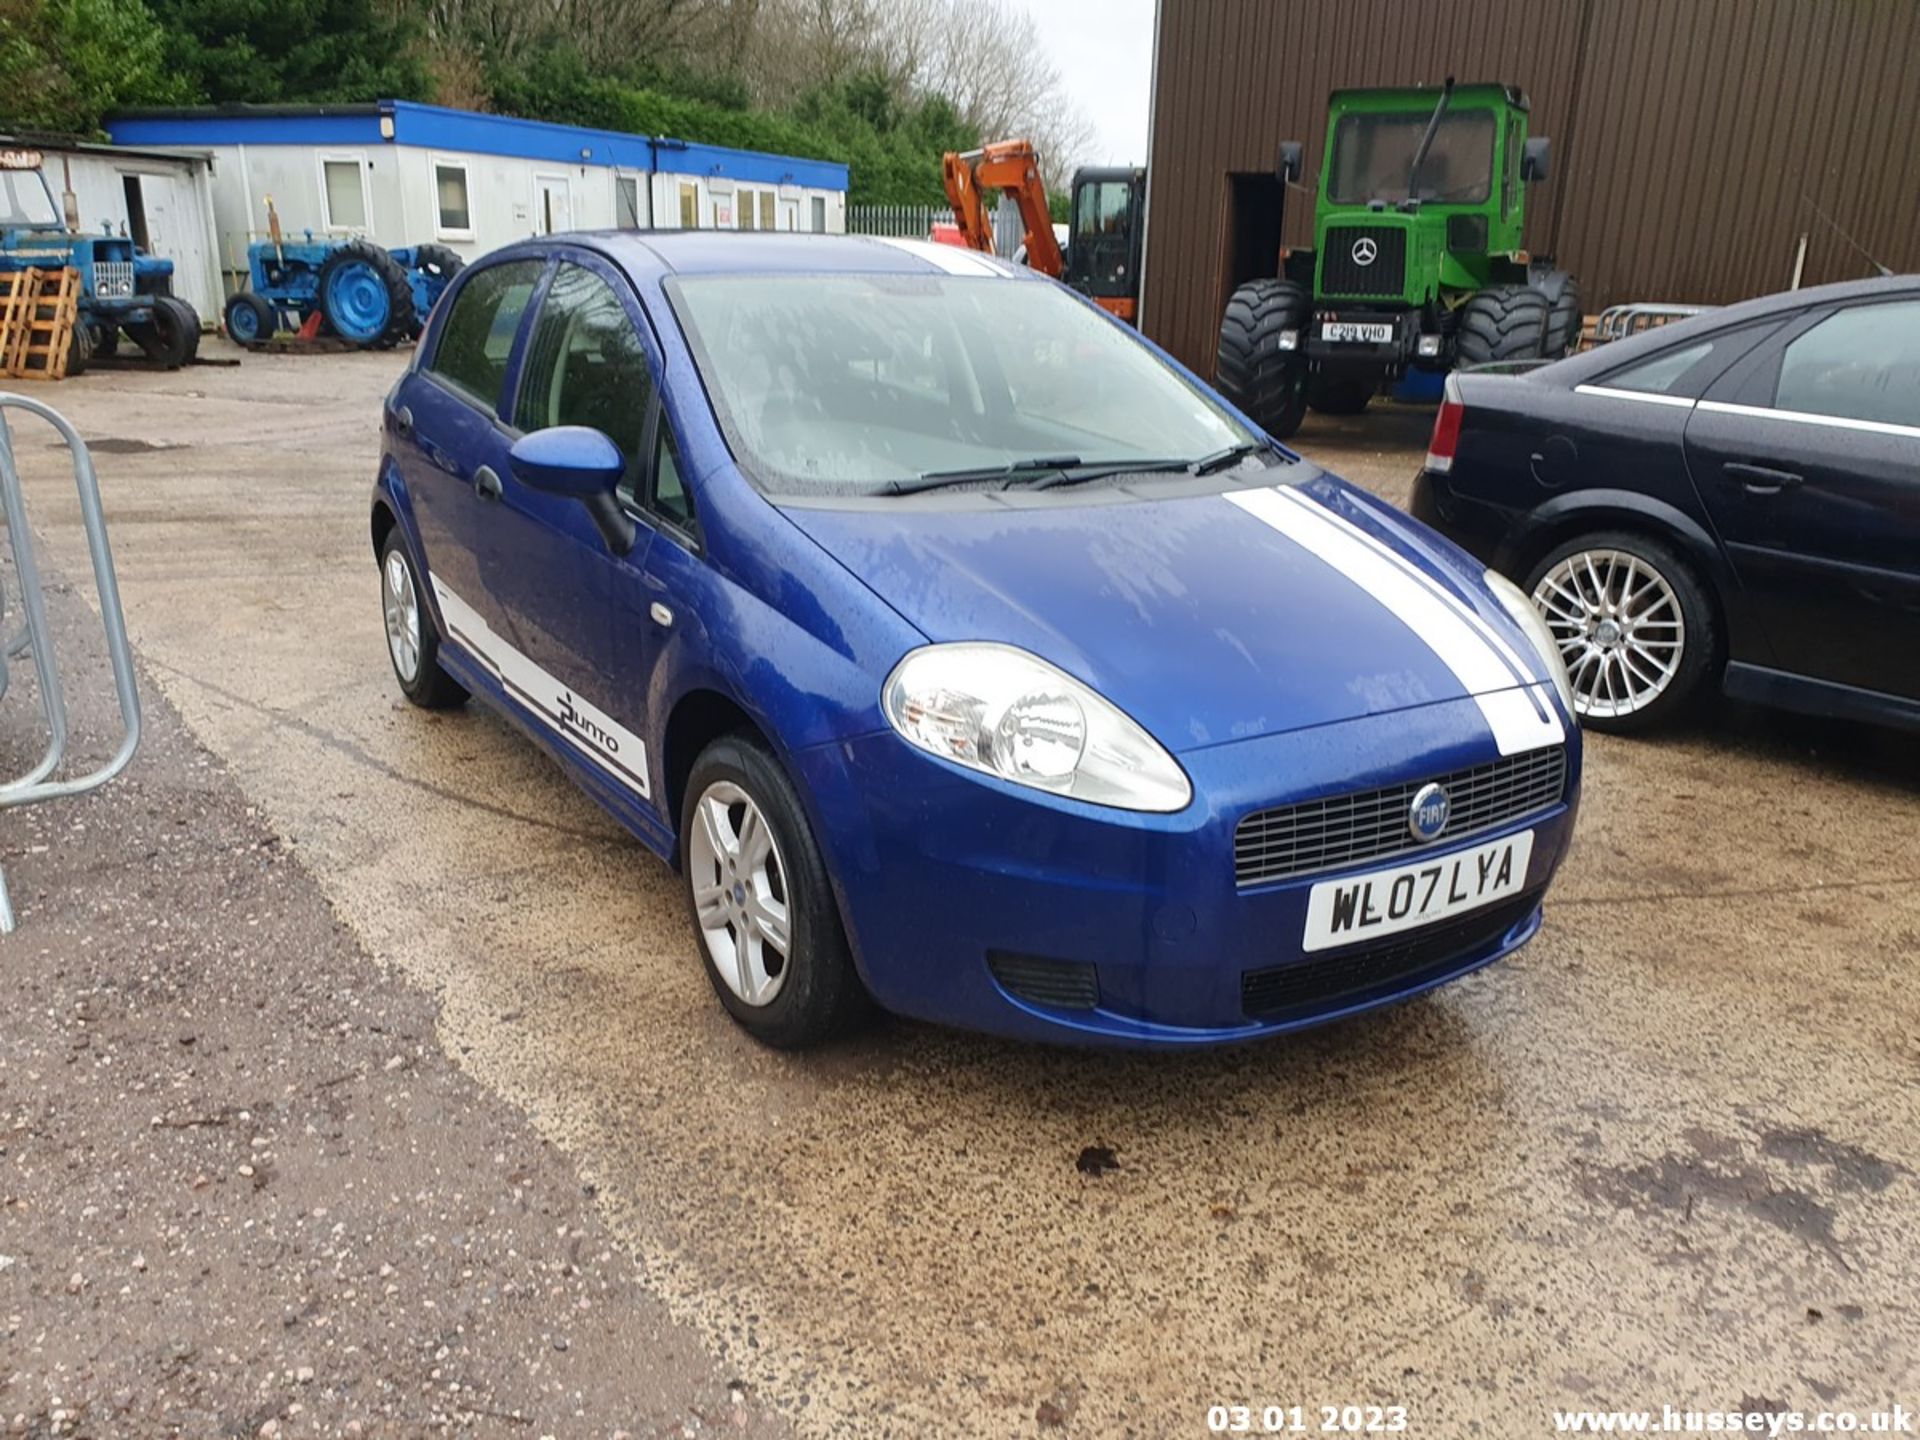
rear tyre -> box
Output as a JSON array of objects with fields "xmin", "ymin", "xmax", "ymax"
[
  {"xmin": 1454, "ymin": 284, "xmax": 1551, "ymax": 366},
  {"xmin": 64, "ymin": 318, "xmax": 92, "ymax": 377},
  {"xmin": 1307, "ymin": 374, "xmax": 1373, "ymax": 415},
  {"xmin": 124, "ymin": 296, "xmax": 196, "ymax": 369},
  {"xmin": 412, "ymin": 243, "xmax": 465, "ymax": 281},
  {"xmin": 1216, "ymin": 278, "xmax": 1311, "ymax": 439},
  {"xmin": 318, "ymin": 239, "xmax": 414, "ymax": 349},
  {"xmin": 1532, "ymin": 269, "xmax": 1583, "ymax": 358},
  {"xmin": 224, "ymin": 291, "xmax": 275, "ymax": 345},
  {"xmin": 378, "ymin": 530, "xmax": 468, "ymax": 710},
  {"xmin": 1523, "ymin": 530, "xmax": 1717, "ymax": 734},
  {"xmin": 681, "ymin": 734, "xmax": 869, "ymax": 1049}
]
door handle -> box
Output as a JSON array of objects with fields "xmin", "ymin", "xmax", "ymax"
[
  {"xmin": 472, "ymin": 465, "xmax": 503, "ymax": 501},
  {"xmin": 1722, "ymin": 461, "xmax": 1803, "ymax": 495}
]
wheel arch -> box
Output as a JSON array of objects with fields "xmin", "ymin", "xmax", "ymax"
[{"xmin": 659, "ymin": 686, "xmax": 772, "ymax": 858}]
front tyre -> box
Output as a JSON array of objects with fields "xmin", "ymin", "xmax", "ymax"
[
  {"xmin": 378, "ymin": 530, "xmax": 468, "ymax": 710},
  {"xmin": 1216, "ymin": 278, "xmax": 1311, "ymax": 438},
  {"xmin": 1454, "ymin": 284, "xmax": 1551, "ymax": 366},
  {"xmin": 682, "ymin": 734, "xmax": 868, "ymax": 1049},
  {"xmin": 1524, "ymin": 531, "xmax": 1717, "ymax": 733}
]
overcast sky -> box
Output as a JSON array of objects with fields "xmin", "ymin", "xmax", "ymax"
[{"xmin": 1017, "ymin": 0, "xmax": 1158, "ymax": 167}]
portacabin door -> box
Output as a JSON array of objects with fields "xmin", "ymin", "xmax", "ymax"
[{"xmin": 1683, "ymin": 295, "xmax": 1920, "ymax": 701}]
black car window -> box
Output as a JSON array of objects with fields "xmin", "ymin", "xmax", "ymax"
[
  {"xmin": 652, "ymin": 417, "xmax": 696, "ymax": 535},
  {"xmin": 514, "ymin": 262, "xmax": 655, "ymax": 480},
  {"xmin": 1772, "ymin": 300, "xmax": 1920, "ymax": 428},
  {"xmin": 1602, "ymin": 340, "xmax": 1716, "ymax": 396},
  {"xmin": 429, "ymin": 259, "xmax": 542, "ymax": 410}
]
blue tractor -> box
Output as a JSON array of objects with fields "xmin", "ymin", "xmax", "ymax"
[
  {"xmin": 1, "ymin": 147, "xmax": 201, "ymax": 371},
  {"xmin": 224, "ymin": 234, "xmax": 464, "ymax": 349}
]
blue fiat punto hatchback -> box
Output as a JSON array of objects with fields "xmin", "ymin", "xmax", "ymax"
[{"xmin": 371, "ymin": 231, "xmax": 1581, "ymax": 1049}]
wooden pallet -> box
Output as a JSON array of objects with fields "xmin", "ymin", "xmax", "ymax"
[{"xmin": 0, "ymin": 267, "xmax": 80, "ymax": 381}]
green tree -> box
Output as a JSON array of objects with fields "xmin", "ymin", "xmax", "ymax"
[
  {"xmin": 143, "ymin": 0, "xmax": 430, "ymax": 105},
  {"xmin": 0, "ymin": 0, "xmax": 188, "ymax": 134}
]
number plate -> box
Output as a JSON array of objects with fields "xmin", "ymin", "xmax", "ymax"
[
  {"xmin": 1321, "ymin": 322, "xmax": 1395, "ymax": 344},
  {"xmin": 1302, "ymin": 832, "xmax": 1534, "ymax": 952}
]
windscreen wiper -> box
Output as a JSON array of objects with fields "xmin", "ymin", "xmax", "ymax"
[
  {"xmin": 894, "ymin": 455, "xmax": 1085, "ymax": 494},
  {"xmin": 1185, "ymin": 441, "xmax": 1276, "ymax": 476}
]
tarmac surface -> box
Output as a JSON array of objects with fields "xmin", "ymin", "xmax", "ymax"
[{"xmin": 2, "ymin": 345, "xmax": 1916, "ymax": 1438}]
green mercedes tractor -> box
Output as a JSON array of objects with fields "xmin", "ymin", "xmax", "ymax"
[{"xmin": 1216, "ymin": 80, "xmax": 1579, "ymax": 438}]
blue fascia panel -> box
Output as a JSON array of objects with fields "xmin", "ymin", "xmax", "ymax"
[
  {"xmin": 651, "ymin": 138, "xmax": 848, "ymax": 193},
  {"xmin": 386, "ymin": 101, "xmax": 655, "ymax": 171},
  {"xmin": 107, "ymin": 111, "xmax": 387, "ymax": 148}
]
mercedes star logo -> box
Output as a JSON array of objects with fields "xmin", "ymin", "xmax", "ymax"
[{"xmin": 1351, "ymin": 237, "xmax": 1379, "ymax": 267}]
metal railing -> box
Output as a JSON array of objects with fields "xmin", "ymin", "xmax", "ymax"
[
  {"xmin": 0, "ymin": 392, "xmax": 141, "ymax": 932},
  {"xmin": 1592, "ymin": 303, "xmax": 1713, "ymax": 343}
]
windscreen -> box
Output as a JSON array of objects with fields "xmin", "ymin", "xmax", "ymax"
[
  {"xmin": 667, "ymin": 274, "xmax": 1254, "ymax": 496},
  {"xmin": 1327, "ymin": 110, "xmax": 1497, "ymax": 206},
  {"xmin": 0, "ymin": 168, "xmax": 61, "ymax": 229}
]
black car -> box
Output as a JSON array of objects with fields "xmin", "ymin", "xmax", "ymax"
[{"xmin": 1411, "ymin": 275, "xmax": 1920, "ymax": 733}]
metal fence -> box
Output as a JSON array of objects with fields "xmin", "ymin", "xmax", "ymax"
[{"xmin": 847, "ymin": 200, "xmax": 1025, "ymax": 258}]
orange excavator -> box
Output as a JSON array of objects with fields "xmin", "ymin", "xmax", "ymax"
[
  {"xmin": 941, "ymin": 140, "xmax": 1064, "ymax": 279},
  {"xmin": 942, "ymin": 140, "xmax": 1145, "ymax": 324}
]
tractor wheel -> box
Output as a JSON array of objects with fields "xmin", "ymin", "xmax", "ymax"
[
  {"xmin": 92, "ymin": 322, "xmax": 120, "ymax": 360},
  {"xmin": 124, "ymin": 296, "xmax": 197, "ymax": 369},
  {"xmin": 317, "ymin": 239, "xmax": 414, "ymax": 349},
  {"xmin": 412, "ymin": 244, "xmax": 465, "ymax": 281},
  {"xmin": 1531, "ymin": 269, "xmax": 1583, "ymax": 358},
  {"xmin": 1454, "ymin": 284, "xmax": 1551, "ymax": 367},
  {"xmin": 64, "ymin": 319, "xmax": 93, "ymax": 377},
  {"xmin": 1308, "ymin": 374, "xmax": 1373, "ymax": 415},
  {"xmin": 1216, "ymin": 278, "xmax": 1311, "ymax": 439},
  {"xmin": 224, "ymin": 291, "xmax": 276, "ymax": 345}
]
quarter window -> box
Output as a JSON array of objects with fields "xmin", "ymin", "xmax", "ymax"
[
  {"xmin": 652, "ymin": 419, "xmax": 695, "ymax": 533},
  {"xmin": 322, "ymin": 158, "xmax": 366, "ymax": 230},
  {"xmin": 513, "ymin": 262, "xmax": 654, "ymax": 474},
  {"xmin": 1773, "ymin": 300, "xmax": 1920, "ymax": 428},
  {"xmin": 1605, "ymin": 340, "xmax": 1717, "ymax": 396},
  {"xmin": 435, "ymin": 163, "xmax": 472, "ymax": 235},
  {"xmin": 428, "ymin": 259, "xmax": 543, "ymax": 410},
  {"xmin": 616, "ymin": 175, "xmax": 641, "ymax": 228}
]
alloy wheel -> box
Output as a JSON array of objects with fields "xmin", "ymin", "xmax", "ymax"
[
  {"xmin": 383, "ymin": 550, "xmax": 421, "ymax": 683},
  {"xmin": 1531, "ymin": 548, "xmax": 1686, "ymax": 720},
  {"xmin": 688, "ymin": 780, "xmax": 793, "ymax": 1007}
]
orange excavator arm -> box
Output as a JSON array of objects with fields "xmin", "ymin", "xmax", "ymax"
[{"xmin": 941, "ymin": 140, "xmax": 1064, "ymax": 278}]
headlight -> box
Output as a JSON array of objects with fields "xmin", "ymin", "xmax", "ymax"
[
  {"xmin": 882, "ymin": 642, "xmax": 1192, "ymax": 813},
  {"xmin": 1484, "ymin": 568, "xmax": 1575, "ymax": 717}
]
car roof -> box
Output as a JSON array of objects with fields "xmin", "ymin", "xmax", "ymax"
[
  {"xmin": 563, "ymin": 229, "xmax": 1034, "ymax": 282},
  {"xmin": 1543, "ymin": 272, "xmax": 1920, "ymax": 384}
]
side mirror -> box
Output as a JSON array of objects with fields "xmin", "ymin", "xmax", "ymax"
[
  {"xmin": 1276, "ymin": 140, "xmax": 1304, "ymax": 186},
  {"xmin": 509, "ymin": 425, "xmax": 624, "ymax": 496},
  {"xmin": 508, "ymin": 426, "xmax": 635, "ymax": 553},
  {"xmin": 1521, "ymin": 137, "xmax": 1551, "ymax": 183}
]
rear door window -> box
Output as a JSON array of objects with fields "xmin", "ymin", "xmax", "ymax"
[
  {"xmin": 428, "ymin": 259, "xmax": 543, "ymax": 411},
  {"xmin": 1771, "ymin": 300, "xmax": 1920, "ymax": 428}
]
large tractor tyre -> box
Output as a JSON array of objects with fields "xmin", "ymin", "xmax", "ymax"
[
  {"xmin": 224, "ymin": 291, "xmax": 276, "ymax": 345},
  {"xmin": 317, "ymin": 239, "xmax": 414, "ymax": 349},
  {"xmin": 1530, "ymin": 268, "xmax": 1583, "ymax": 358},
  {"xmin": 124, "ymin": 296, "xmax": 196, "ymax": 370},
  {"xmin": 412, "ymin": 243, "xmax": 465, "ymax": 282},
  {"xmin": 1217, "ymin": 278, "xmax": 1312, "ymax": 439},
  {"xmin": 1307, "ymin": 374, "xmax": 1374, "ymax": 416},
  {"xmin": 1455, "ymin": 285, "xmax": 1552, "ymax": 367}
]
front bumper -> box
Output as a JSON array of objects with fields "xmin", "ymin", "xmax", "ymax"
[{"xmin": 796, "ymin": 693, "xmax": 1580, "ymax": 1047}]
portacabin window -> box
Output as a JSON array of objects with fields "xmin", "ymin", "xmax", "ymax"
[
  {"xmin": 321, "ymin": 156, "xmax": 368, "ymax": 231},
  {"xmin": 616, "ymin": 175, "xmax": 641, "ymax": 229},
  {"xmin": 427, "ymin": 258, "xmax": 543, "ymax": 412},
  {"xmin": 679, "ymin": 182, "xmax": 699, "ymax": 229},
  {"xmin": 434, "ymin": 161, "xmax": 473, "ymax": 238}
]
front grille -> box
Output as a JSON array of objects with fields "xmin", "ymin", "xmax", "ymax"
[
  {"xmin": 1321, "ymin": 225, "xmax": 1407, "ymax": 298},
  {"xmin": 988, "ymin": 952, "xmax": 1100, "ymax": 1010},
  {"xmin": 1234, "ymin": 746, "xmax": 1567, "ymax": 888},
  {"xmin": 92, "ymin": 261, "xmax": 135, "ymax": 298},
  {"xmin": 1241, "ymin": 888, "xmax": 1542, "ymax": 1018}
]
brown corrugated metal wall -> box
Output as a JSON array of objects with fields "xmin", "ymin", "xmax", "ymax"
[{"xmin": 1142, "ymin": 0, "xmax": 1920, "ymax": 377}]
